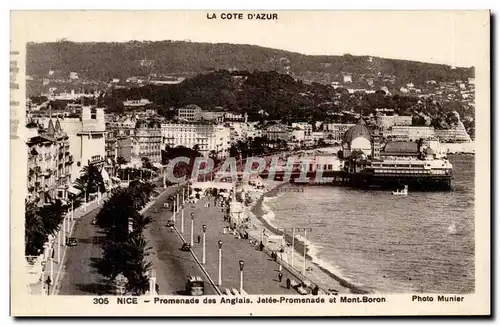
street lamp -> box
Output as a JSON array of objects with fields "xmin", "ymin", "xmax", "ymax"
[
  {"xmin": 239, "ymin": 260, "xmax": 244, "ymax": 294},
  {"xmin": 218, "ymin": 240, "xmax": 223, "ymax": 286},
  {"xmin": 202, "ymin": 224, "xmax": 207, "ymax": 264},
  {"xmin": 190, "ymin": 213, "xmax": 194, "ymax": 247},
  {"xmin": 180, "ymin": 204, "xmax": 184, "ymax": 234}
]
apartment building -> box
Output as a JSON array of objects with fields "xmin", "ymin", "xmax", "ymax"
[
  {"xmin": 26, "ymin": 119, "xmax": 73, "ymax": 204},
  {"xmin": 131, "ymin": 121, "xmax": 162, "ymax": 165},
  {"xmin": 384, "ymin": 126, "xmax": 435, "ymax": 141},
  {"xmin": 161, "ymin": 122, "xmax": 231, "ymax": 157}
]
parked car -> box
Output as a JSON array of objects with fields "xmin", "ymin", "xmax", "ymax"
[
  {"xmin": 185, "ymin": 276, "xmax": 205, "ymax": 296},
  {"xmin": 181, "ymin": 243, "xmax": 191, "ymax": 251},
  {"xmin": 66, "ymin": 237, "xmax": 78, "ymax": 247}
]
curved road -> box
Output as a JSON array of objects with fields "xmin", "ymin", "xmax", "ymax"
[{"xmin": 58, "ymin": 184, "xmax": 215, "ymax": 296}]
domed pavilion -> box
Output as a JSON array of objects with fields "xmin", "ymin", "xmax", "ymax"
[{"xmin": 342, "ymin": 119, "xmax": 372, "ymax": 157}]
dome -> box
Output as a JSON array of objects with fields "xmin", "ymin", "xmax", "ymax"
[{"xmin": 342, "ymin": 119, "xmax": 372, "ymax": 144}]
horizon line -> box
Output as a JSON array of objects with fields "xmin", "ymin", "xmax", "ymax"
[{"xmin": 26, "ymin": 39, "xmax": 475, "ymax": 69}]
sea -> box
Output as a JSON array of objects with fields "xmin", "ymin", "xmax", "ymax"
[{"xmin": 260, "ymin": 154, "xmax": 475, "ymax": 294}]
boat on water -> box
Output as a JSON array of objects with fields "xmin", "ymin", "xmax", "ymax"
[{"xmin": 392, "ymin": 185, "xmax": 408, "ymax": 196}]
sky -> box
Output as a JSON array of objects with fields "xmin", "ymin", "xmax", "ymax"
[{"xmin": 11, "ymin": 10, "xmax": 489, "ymax": 68}]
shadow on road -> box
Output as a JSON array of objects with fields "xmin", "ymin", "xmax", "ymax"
[{"xmin": 75, "ymin": 282, "xmax": 113, "ymax": 295}]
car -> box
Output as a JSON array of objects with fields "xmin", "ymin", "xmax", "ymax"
[
  {"xmin": 185, "ymin": 276, "xmax": 204, "ymax": 296},
  {"xmin": 181, "ymin": 243, "xmax": 191, "ymax": 251},
  {"xmin": 91, "ymin": 218, "xmax": 97, "ymax": 225},
  {"xmin": 66, "ymin": 237, "xmax": 78, "ymax": 247},
  {"xmin": 166, "ymin": 220, "xmax": 174, "ymax": 227}
]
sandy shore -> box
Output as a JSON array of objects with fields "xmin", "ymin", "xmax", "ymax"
[{"xmin": 245, "ymin": 180, "xmax": 370, "ymax": 294}]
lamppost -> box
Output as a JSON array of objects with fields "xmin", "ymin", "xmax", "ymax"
[
  {"xmin": 190, "ymin": 213, "xmax": 194, "ymax": 247},
  {"xmin": 84, "ymin": 189, "xmax": 87, "ymax": 212},
  {"xmin": 218, "ymin": 240, "xmax": 223, "ymax": 286},
  {"xmin": 202, "ymin": 224, "xmax": 207, "ymax": 264},
  {"xmin": 180, "ymin": 205, "xmax": 184, "ymax": 234},
  {"xmin": 172, "ymin": 199, "xmax": 176, "ymax": 223},
  {"xmin": 239, "ymin": 260, "xmax": 244, "ymax": 294}
]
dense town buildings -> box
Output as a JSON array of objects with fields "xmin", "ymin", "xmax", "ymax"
[
  {"xmin": 265, "ymin": 124, "xmax": 291, "ymax": 141},
  {"xmin": 178, "ymin": 105, "xmax": 248, "ymax": 123},
  {"xmin": 161, "ymin": 122, "xmax": 231, "ymax": 158},
  {"xmin": 323, "ymin": 123, "xmax": 356, "ymax": 142},
  {"xmin": 26, "ymin": 66, "xmax": 474, "ymax": 197},
  {"xmin": 26, "ymin": 119, "xmax": 73, "ymax": 204},
  {"xmin": 131, "ymin": 121, "xmax": 162, "ymax": 165},
  {"xmin": 36, "ymin": 107, "xmax": 106, "ymax": 182}
]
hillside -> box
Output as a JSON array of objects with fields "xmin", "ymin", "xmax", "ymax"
[
  {"xmin": 99, "ymin": 70, "xmax": 474, "ymax": 138},
  {"xmin": 26, "ymin": 40, "xmax": 474, "ymax": 85}
]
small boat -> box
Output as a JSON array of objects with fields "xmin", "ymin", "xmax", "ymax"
[{"xmin": 392, "ymin": 185, "xmax": 408, "ymax": 196}]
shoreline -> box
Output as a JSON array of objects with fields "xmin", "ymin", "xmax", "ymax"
[{"xmin": 248, "ymin": 182, "xmax": 370, "ymax": 294}]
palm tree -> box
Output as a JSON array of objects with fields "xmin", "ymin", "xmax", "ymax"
[
  {"xmin": 38, "ymin": 200, "xmax": 66, "ymax": 237},
  {"xmin": 96, "ymin": 188, "xmax": 132, "ymax": 235},
  {"xmin": 74, "ymin": 175, "xmax": 89, "ymax": 200},
  {"xmin": 81, "ymin": 163, "xmax": 105, "ymax": 195},
  {"xmin": 130, "ymin": 214, "xmax": 152, "ymax": 235},
  {"xmin": 123, "ymin": 234, "xmax": 152, "ymax": 295},
  {"xmin": 25, "ymin": 202, "xmax": 46, "ymax": 256}
]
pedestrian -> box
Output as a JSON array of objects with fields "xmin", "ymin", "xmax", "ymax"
[
  {"xmin": 197, "ymin": 235, "xmax": 201, "ymax": 244},
  {"xmin": 259, "ymin": 241, "xmax": 264, "ymax": 251},
  {"xmin": 278, "ymin": 272, "xmax": 283, "ymax": 283},
  {"xmin": 286, "ymin": 278, "xmax": 291, "ymax": 289},
  {"xmin": 155, "ymin": 284, "xmax": 160, "ymax": 294}
]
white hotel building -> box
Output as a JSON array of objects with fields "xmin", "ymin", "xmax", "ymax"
[{"xmin": 161, "ymin": 122, "xmax": 231, "ymax": 158}]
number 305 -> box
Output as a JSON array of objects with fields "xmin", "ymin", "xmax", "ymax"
[{"xmin": 93, "ymin": 298, "xmax": 109, "ymax": 304}]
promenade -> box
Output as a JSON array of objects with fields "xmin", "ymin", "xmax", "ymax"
[
  {"xmin": 142, "ymin": 184, "xmax": 217, "ymax": 295},
  {"xmin": 176, "ymin": 196, "xmax": 300, "ymax": 295}
]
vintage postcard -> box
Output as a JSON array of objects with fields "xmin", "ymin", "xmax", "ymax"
[{"xmin": 10, "ymin": 10, "xmax": 490, "ymax": 316}]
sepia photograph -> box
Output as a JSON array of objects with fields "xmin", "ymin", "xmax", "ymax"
[{"xmin": 10, "ymin": 10, "xmax": 490, "ymax": 316}]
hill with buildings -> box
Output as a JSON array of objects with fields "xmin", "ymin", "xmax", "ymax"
[
  {"xmin": 97, "ymin": 69, "xmax": 474, "ymax": 138},
  {"xmin": 26, "ymin": 40, "xmax": 474, "ymax": 86}
]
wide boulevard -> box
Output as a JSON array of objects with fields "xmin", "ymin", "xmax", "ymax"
[{"xmin": 58, "ymin": 184, "xmax": 216, "ymax": 295}]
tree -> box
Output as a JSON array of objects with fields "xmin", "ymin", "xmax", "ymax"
[
  {"xmin": 123, "ymin": 234, "xmax": 152, "ymax": 295},
  {"xmin": 74, "ymin": 175, "xmax": 89, "ymax": 199},
  {"xmin": 229, "ymin": 145, "xmax": 239, "ymax": 158},
  {"xmin": 38, "ymin": 199, "xmax": 66, "ymax": 237},
  {"xmin": 95, "ymin": 182, "xmax": 154, "ymax": 292},
  {"xmin": 25, "ymin": 202, "xmax": 46, "ymax": 256},
  {"xmin": 81, "ymin": 163, "xmax": 106, "ymax": 196}
]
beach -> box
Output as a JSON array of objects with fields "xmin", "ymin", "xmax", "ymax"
[
  {"xmin": 246, "ymin": 154, "xmax": 474, "ymax": 294},
  {"xmin": 245, "ymin": 180, "xmax": 369, "ymax": 294}
]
